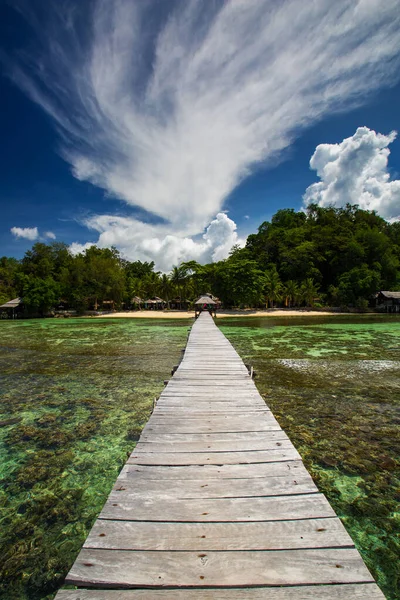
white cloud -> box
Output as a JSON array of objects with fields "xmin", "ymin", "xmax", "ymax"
[
  {"xmin": 303, "ymin": 127, "xmax": 400, "ymax": 220},
  {"xmin": 4, "ymin": 0, "xmax": 400, "ymax": 266},
  {"xmin": 44, "ymin": 231, "xmax": 56, "ymax": 240},
  {"xmin": 10, "ymin": 226, "xmax": 39, "ymax": 241},
  {"xmin": 70, "ymin": 212, "xmax": 242, "ymax": 272}
]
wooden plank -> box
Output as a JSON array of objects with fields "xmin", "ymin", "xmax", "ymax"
[
  {"xmin": 55, "ymin": 584, "xmax": 386, "ymax": 599},
  {"xmin": 84, "ymin": 517, "xmax": 353, "ymax": 550},
  {"xmin": 113, "ymin": 474, "xmax": 318, "ymax": 500},
  {"xmin": 127, "ymin": 448, "xmax": 301, "ymax": 465},
  {"xmin": 143, "ymin": 422, "xmax": 282, "ymax": 433},
  {"xmin": 137, "ymin": 430, "xmax": 289, "ymax": 445},
  {"xmin": 110, "ymin": 473, "xmax": 317, "ymax": 498},
  {"xmin": 134, "ymin": 436, "xmax": 290, "ymax": 452},
  {"xmin": 139, "ymin": 430, "xmax": 285, "ymax": 440},
  {"xmin": 119, "ymin": 460, "xmax": 308, "ymax": 480},
  {"xmin": 65, "ymin": 548, "xmax": 374, "ymax": 588},
  {"xmin": 156, "ymin": 397, "xmax": 267, "ymax": 405},
  {"xmin": 154, "ymin": 406, "xmax": 269, "ymax": 413},
  {"xmin": 99, "ymin": 493, "xmax": 336, "ymax": 521}
]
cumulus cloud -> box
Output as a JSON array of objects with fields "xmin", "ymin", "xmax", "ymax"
[
  {"xmin": 303, "ymin": 127, "xmax": 400, "ymax": 220},
  {"xmin": 70, "ymin": 212, "xmax": 242, "ymax": 272},
  {"xmin": 3, "ymin": 0, "xmax": 400, "ymax": 266},
  {"xmin": 10, "ymin": 226, "xmax": 39, "ymax": 241},
  {"xmin": 44, "ymin": 231, "xmax": 56, "ymax": 240}
]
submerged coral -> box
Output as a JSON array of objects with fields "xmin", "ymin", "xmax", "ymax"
[{"xmin": 0, "ymin": 317, "xmax": 188, "ymax": 600}]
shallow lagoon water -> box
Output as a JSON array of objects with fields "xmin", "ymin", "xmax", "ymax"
[
  {"xmin": 0, "ymin": 315, "xmax": 399, "ymax": 599},
  {"xmin": 219, "ymin": 315, "xmax": 400, "ymax": 600},
  {"xmin": 0, "ymin": 318, "xmax": 189, "ymax": 600}
]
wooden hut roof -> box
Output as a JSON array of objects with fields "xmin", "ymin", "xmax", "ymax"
[
  {"xmin": 0, "ymin": 297, "xmax": 22, "ymax": 309},
  {"xmin": 131, "ymin": 296, "xmax": 143, "ymax": 303},
  {"xmin": 194, "ymin": 295, "xmax": 217, "ymax": 305},
  {"xmin": 379, "ymin": 291, "xmax": 400, "ymax": 299}
]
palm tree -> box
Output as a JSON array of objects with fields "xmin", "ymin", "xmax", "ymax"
[
  {"xmin": 284, "ymin": 280, "xmax": 299, "ymax": 308},
  {"xmin": 301, "ymin": 278, "xmax": 320, "ymax": 307},
  {"xmin": 264, "ymin": 269, "xmax": 283, "ymax": 308},
  {"xmin": 143, "ymin": 271, "xmax": 161, "ymax": 298},
  {"xmin": 169, "ymin": 265, "xmax": 187, "ymax": 307},
  {"xmin": 160, "ymin": 274, "xmax": 172, "ymax": 308}
]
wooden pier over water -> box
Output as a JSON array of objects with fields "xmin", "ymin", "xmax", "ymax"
[{"xmin": 56, "ymin": 312, "xmax": 384, "ymax": 599}]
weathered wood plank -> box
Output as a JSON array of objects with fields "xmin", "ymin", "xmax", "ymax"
[
  {"xmin": 66, "ymin": 548, "xmax": 374, "ymax": 588},
  {"xmin": 55, "ymin": 584, "xmax": 386, "ymax": 599},
  {"xmin": 99, "ymin": 493, "xmax": 336, "ymax": 521},
  {"xmin": 84, "ymin": 517, "xmax": 353, "ymax": 550},
  {"xmin": 134, "ymin": 436, "xmax": 290, "ymax": 452},
  {"xmin": 137, "ymin": 431, "xmax": 288, "ymax": 443},
  {"xmin": 119, "ymin": 460, "xmax": 308, "ymax": 480},
  {"xmin": 127, "ymin": 448, "xmax": 301, "ymax": 465},
  {"xmin": 110, "ymin": 473, "xmax": 317, "ymax": 499}
]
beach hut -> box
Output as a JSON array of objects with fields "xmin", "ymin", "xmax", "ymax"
[
  {"xmin": 131, "ymin": 296, "xmax": 143, "ymax": 310},
  {"xmin": 144, "ymin": 297, "xmax": 166, "ymax": 310},
  {"xmin": 194, "ymin": 294, "xmax": 217, "ymax": 318},
  {"xmin": 0, "ymin": 297, "xmax": 23, "ymax": 319},
  {"xmin": 376, "ymin": 291, "xmax": 400, "ymax": 313}
]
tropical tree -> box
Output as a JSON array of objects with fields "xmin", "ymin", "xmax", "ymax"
[
  {"xmin": 169, "ymin": 265, "xmax": 187, "ymax": 306},
  {"xmin": 283, "ymin": 280, "xmax": 299, "ymax": 308},
  {"xmin": 264, "ymin": 268, "xmax": 283, "ymax": 308},
  {"xmin": 300, "ymin": 278, "xmax": 320, "ymax": 307},
  {"xmin": 160, "ymin": 274, "xmax": 172, "ymax": 307}
]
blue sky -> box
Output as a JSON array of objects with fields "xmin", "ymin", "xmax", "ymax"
[{"xmin": 1, "ymin": 0, "xmax": 400, "ymax": 271}]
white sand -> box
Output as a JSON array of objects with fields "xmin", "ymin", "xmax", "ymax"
[{"xmin": 98, "ymin": 309, "xmax": 347, "ymax": 319}]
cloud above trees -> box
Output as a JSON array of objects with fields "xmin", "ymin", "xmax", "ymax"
[
  {"xmin": 10, "ymin": 227, "xmax": 39, "ymax": 241},
  {"xmin": 10, "ymin": 227, "xmax": 56, "ymax": 242},
  {"xmin": 303, "ymin": 127, "xmax": 400, "ymax": 221},
  {"xmin": 3, "ymin": 0, "xmax": 400, "ymax": 267}
]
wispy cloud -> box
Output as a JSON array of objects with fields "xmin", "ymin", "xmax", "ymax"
[
  {"xmin": 10, "ymin": 226, "xmax": 39, "ymax": 241},
  {"xmin": 44, "ymin": 231, "xmax": 56, "ymax": 240},
  {"xmin": 303, "ymin": 127, "xmax": 400, "ymax": 220},
  {"xmin": 4, "ymin": 0, "xmax": 400, "ymax": 267}
]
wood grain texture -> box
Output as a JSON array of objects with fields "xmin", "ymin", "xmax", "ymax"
[
  {"xmin": 55, "ymin": 585, "xmax": 386, "ymax": 599},
  {"xmin": 127, "ymin": 448, "xmax": 301, "ymax": 465},
  {"xmin": 85, "ymin": 517, "xmax": 353, "ymax": 551},
  {"xmin": 110, "ymin": 473, "xmax": 318, "ymax": 498},
  {"xmin": 66, "ymin": 548, "xmax": 374, "ymax": 587},
  {"xmin": 118, "ymin": 460, "xmax": 316, "ymax": 480},
  {"xmin": 134, "ymin": 436, "xmax": 290, "ymax": 452},
  {"xmin": 99, "ymin": 492, "xmax": 336, "ymax": 521}
]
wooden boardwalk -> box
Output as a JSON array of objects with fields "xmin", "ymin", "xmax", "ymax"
[{"xmin": 56, "ymin": 312, "xmax": 384, "ymax": 599}]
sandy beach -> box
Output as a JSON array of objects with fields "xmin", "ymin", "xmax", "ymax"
[{"xmin": 98, "ymin": 309, "xmax": 348, "ymax": 319}]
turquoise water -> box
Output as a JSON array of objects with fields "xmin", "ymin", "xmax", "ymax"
[
  {"xmin": 219, "ymin": 315, "xmax": 400, "ymax": 600},
  {"xmin": 0, "ymin": 315, "xmax": 399, "ymax": 599}
]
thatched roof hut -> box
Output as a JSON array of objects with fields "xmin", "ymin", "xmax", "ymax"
[
  {"xmin": 379, "ymin": 291, "xmax": 400, "ymax": 299},
  {"xmin": 194, "ymin": 295, "xmax": 217, "ymax": 305},
  {"xmin": 376, "ymin": 291, "xmax": 400, "ymax": 313},
  {"xmin": 0, "ymin": 297, "xmax": 22, "ymax": 309}
]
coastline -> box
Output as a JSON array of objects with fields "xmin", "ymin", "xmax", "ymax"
[{"xmin": 97, "ymin": 309, "xmax": 355, "ymax": 319}]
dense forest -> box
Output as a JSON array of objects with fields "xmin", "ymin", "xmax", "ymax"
[{"xmin": 1, "ymin": 204, "xmax": 400, "ymax": 315}]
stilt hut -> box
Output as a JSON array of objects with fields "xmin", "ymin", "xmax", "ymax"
[
  {"xmin": 145, "ymin": 297, "xmax": 166, "ymax": 310},
  {"xmin": 376, "ymin": 291, "xmax": 400, "ymax": 313},
  {"xmin": 194, "ymin": 294, "xmax": 217, "ymax": 318},
  {"xmin": 0, "ymin": 297, "xmax": 23, "ymax": 319}
]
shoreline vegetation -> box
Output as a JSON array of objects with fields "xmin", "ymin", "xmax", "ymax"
[{"xmin": 1, "ymin": 204, "xmax": 399, "ymax": 317}]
